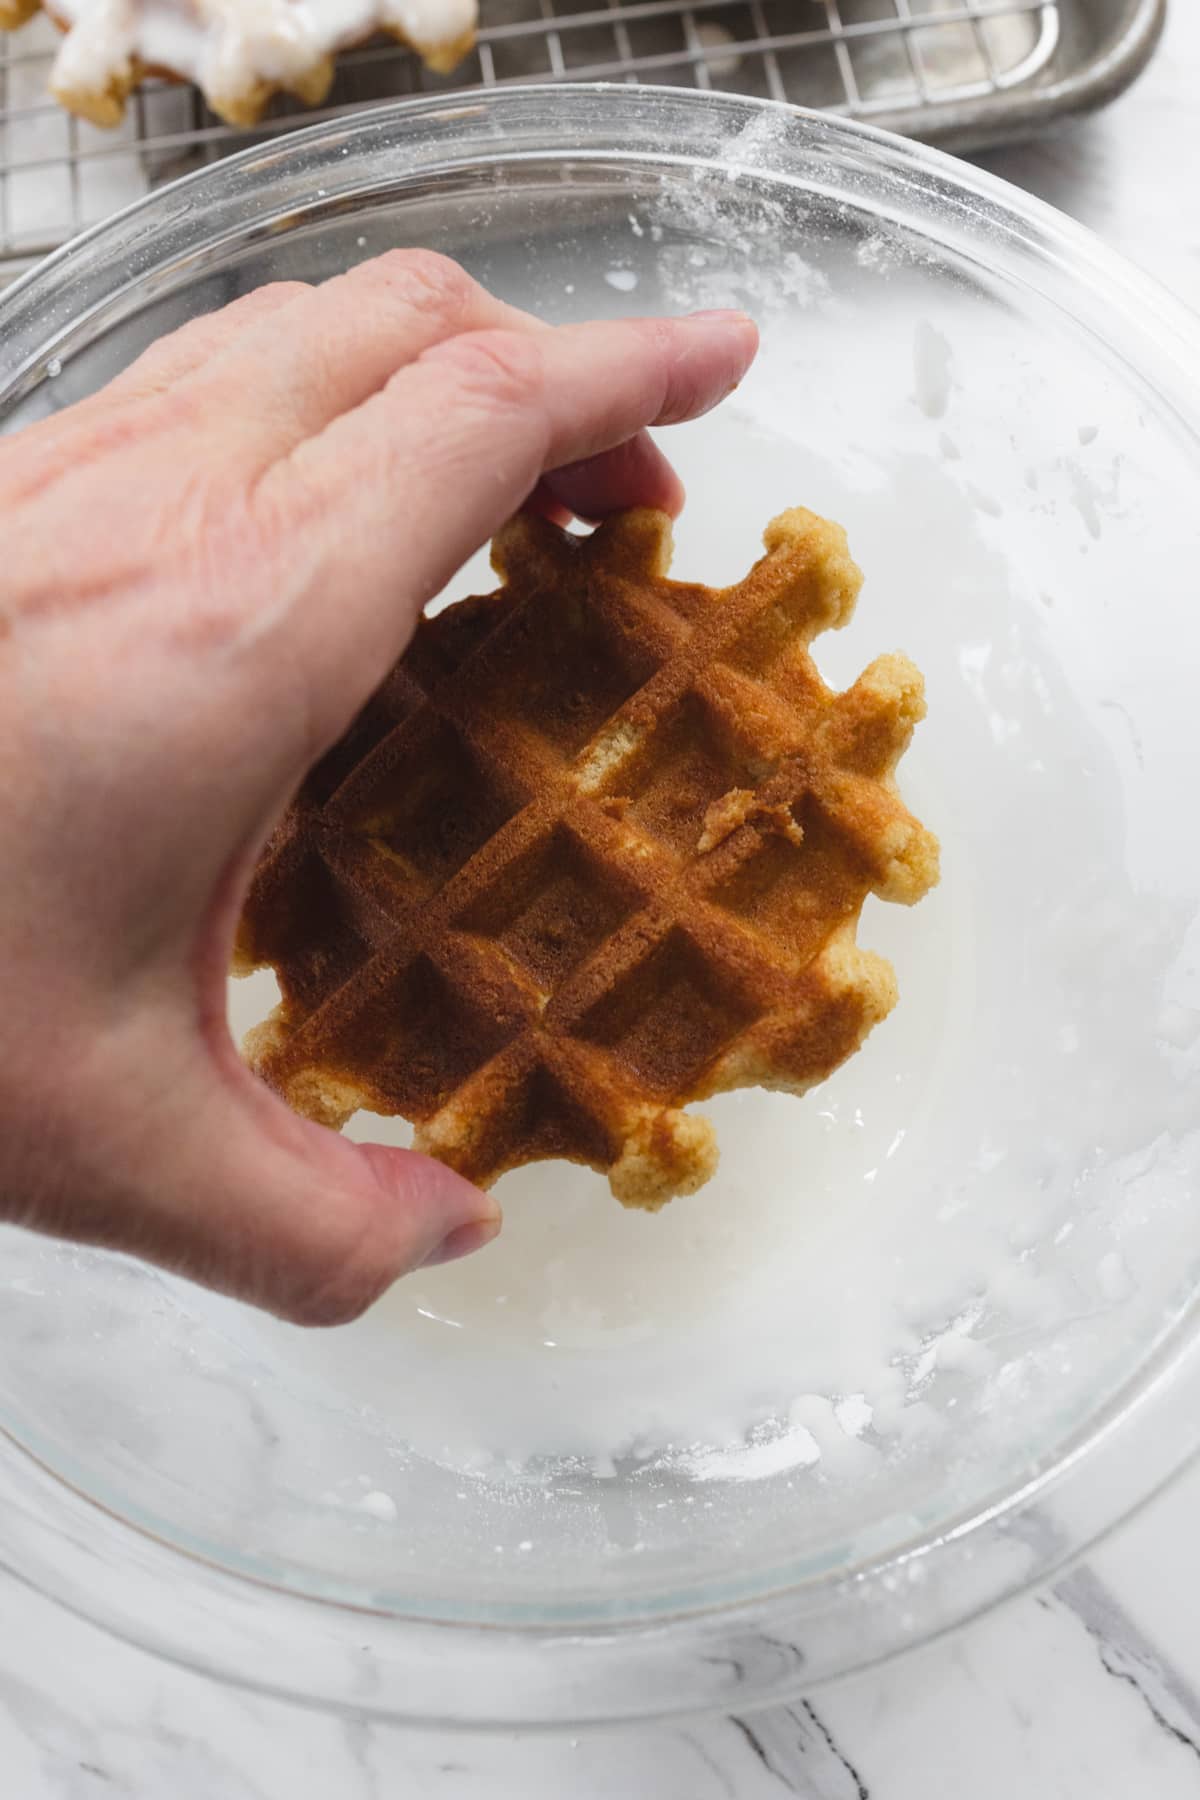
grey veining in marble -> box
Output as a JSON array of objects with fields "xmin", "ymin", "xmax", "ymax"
[{"xmin": 6, "ymin": 1471, "xmax": 1200, "ymax": 1800}]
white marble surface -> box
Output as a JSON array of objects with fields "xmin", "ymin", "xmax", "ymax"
[
  {"xmin": 3, "ymin": 6, "xmax": 1200, "ymax": 1796},
  {"xmin": 4, "ymin": 1463, "xmax": 1200, "ymax": 1798}
]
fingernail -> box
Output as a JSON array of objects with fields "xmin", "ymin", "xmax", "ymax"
[
  {"xmin": 420, "ymin": 1213, "xmax": 502, "ymax": 1269},
  {"xmin": 686, "ymin": 308, "xmax": 754, "ymax": 324}
]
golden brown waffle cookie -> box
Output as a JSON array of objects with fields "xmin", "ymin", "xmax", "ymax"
[{"xmin": 236, "ymin": 507, "xmax": 939, "ymax": 1208}]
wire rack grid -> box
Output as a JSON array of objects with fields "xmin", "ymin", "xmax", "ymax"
[{"xmin": 1, "ymin": 0, "xmax": 1058, "ymax": 270}]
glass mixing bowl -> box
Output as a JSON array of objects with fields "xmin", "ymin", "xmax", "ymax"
[{"xmin": 2, "ymin": 87, "xmax": 1200, "ymax": 1729}]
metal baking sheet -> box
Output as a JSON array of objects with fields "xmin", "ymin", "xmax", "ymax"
[{"xmin": 0, "ymin": 0, "xmax": 1167, "ymax": 272}]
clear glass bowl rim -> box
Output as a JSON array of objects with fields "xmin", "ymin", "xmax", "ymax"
[{"xmin": 1, "ymin": 82, "xmax": 1199, "ymax": 1728}]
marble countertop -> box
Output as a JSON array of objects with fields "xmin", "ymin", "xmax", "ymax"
[
  {"xmin": 7, "ymin": 1457, "xmax": 1200, "ymax": 1798},
  {"xmin": 4, "ymin": 7, "xmax": 1199, "ymax": 1796}
]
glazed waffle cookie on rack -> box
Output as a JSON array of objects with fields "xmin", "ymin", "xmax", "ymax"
[
  {"xmin": 0, "ymin": 0, "xmax": 476, "ymax": 130},
  {"xmin": 235, "ymin": 506, "xmax": 940, "ymax": 1208}
]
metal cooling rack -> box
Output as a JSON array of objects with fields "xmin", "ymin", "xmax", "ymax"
[{"xmin": 0, "ymin": 0, "xmax": 1164, "ymax": 272}]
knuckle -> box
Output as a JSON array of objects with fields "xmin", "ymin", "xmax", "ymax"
[
  {"xmin": 156, "ymin": 485, "xmax": 271, "ymax": 654},
  {"xmin": 100, "ymin": 368, "xmax": 215, "ymax": 447},
  {"xmin": 426, "ymin": 328, "xmax": 542, "ymax": 411},
  {"xmin": 126, "ymin": 284, "xmax": 309, "ymax": 385},
  {"xmin": 364, "ymin": 247, "xmax": 476, "ymax": 328},
  {"xmin": 247, "ymin": 461, "xmax": 301, "ymax": 564},
  {"xmin": 149, "ymin": 380, "xmax": 210, "ymax": 437},
  {"xmin": 70, "ymin": 399, "xmax": 161, "ymax": 462},
  {"xmin": 248, "ymin": 279, "xmax": 310, "ymax": 311}
]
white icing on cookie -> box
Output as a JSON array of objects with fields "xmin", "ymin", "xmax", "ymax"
[{"xmin": 20, "ymin": 0, "xmax": 476, "ymax": 127}]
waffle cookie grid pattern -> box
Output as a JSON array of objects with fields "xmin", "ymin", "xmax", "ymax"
[{"xmin": 236, "ymin": 505, "xmax": 939, "ymax": 1207}]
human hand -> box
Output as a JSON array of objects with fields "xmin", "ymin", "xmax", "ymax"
[{"xmin": 0, "ymin": 251, "xmax": 757, "ymax": 1324}]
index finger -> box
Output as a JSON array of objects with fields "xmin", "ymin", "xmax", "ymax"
[{"xmin": 260, "ymin": 309, "xmax": 758, "ymax": 713}]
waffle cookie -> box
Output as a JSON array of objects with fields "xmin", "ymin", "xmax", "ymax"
[
  {"xmin": 236, "ymin": 507, "xmax": 939, "ymax": 1208},
  {"xmin": 1, "ymin": 0, "xmax": 476, "ymax": 130}
]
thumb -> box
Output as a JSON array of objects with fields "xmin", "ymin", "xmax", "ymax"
[{"xmin": 128, "ymin": 1052, "xmax": 501, "ymax": 1325}]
